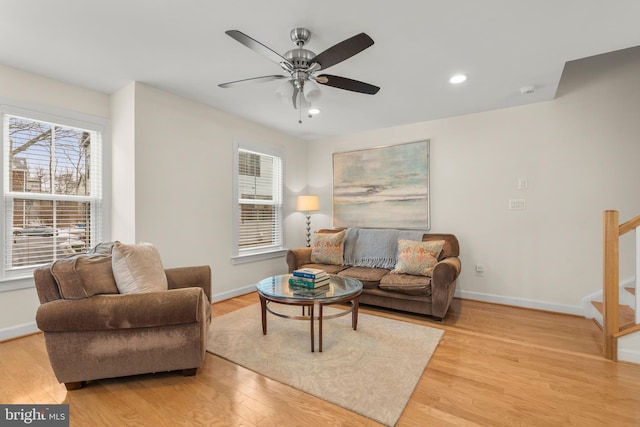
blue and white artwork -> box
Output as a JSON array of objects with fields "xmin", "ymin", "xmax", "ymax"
[{"xmin": 332, "ymin": 140, "xmax": 430, "ymax": 229}]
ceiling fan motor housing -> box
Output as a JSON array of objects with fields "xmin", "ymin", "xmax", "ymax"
[{"xmin": 284, "ymin": 48, "xmax": 316, "ymax": 70}]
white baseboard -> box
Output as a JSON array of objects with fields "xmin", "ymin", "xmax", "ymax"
[
  {"xmin": 618, "ymin": 348, "xmax": 640, "ymax": 365},
  {"xmin": 0, "ymin": 322, "xmax": 39, "ymax": 342},
  {"xmin": 455, "ymin": 289, "xmax": 584, "ymax": 316},
  {"xmin": 212, "ymin": 284, "xmax": 256, "ymax": 303}
]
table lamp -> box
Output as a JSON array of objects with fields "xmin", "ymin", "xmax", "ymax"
[{"xmin": 296, "ymin": 195, "xmax": 320, "ymax": 247}]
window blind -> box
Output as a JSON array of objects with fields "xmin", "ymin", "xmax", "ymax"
[
  {"xmin": 3, "ymin": 114, "xmax": 103, "ymax": 273},
  {"xmin": 236, "ymin": 148, "xmax": 283, "ymax": 252}
]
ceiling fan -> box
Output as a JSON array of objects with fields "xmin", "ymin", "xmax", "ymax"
[{"xmin": 219, "ymin": 28, "xmax": 380, "ymax": 110}]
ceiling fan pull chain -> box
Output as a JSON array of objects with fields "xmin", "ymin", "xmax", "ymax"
[{"xmin": 298, "ymin": 85, "xmax": 303, "ymax": 124}]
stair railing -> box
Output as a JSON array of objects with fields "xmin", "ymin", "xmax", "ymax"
[{"xmin": 603, "ymin": 210, "xmax": 640, "ymax": 360}]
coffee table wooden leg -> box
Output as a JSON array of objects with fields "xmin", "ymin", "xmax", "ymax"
[
  {"xmin": 310, "ymin": 304, "xmax": 315, "ymax": 352},
  {"xmin": 259, "ymin": 295, "xmax": 267, "ymax": 335},
  {"xmin": 319, "ymin": 304, "xmax": 324, "ymax": 352},
  {"xmin": 352, "ymin": 297, "xmax": 360, "ymax": 331}
]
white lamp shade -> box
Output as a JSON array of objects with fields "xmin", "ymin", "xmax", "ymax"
[
  {"xmin": 303, "ymin": 80, "xmax": 322, "ymax": 103},
  {"xmin": 275, "ymin": 80, "xmax": 294, "ymax": 105},
  {"xmin": 296, "ymin": 195, "xmax": 320, "ymax": 211}
]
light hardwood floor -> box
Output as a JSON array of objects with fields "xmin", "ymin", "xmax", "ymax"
[{"xmin": 2, "ymin": 293, "xmax": 640, "ymax": 426}]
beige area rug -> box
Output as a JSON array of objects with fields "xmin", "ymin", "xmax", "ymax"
[{"xmin": 207, "ymin": 303, "xmax": 443, "ymax": 426}]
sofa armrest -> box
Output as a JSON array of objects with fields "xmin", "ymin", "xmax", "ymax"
[
  {"xmin": 286, "ymin": 248, "xmax": 312, "ymax": 273},
  {"xmin": 36, "ymin": 287, "xmax": 207, "ymax": 332},
  {"xmin": 166, "ymin": 265, "xmax": 211, "ymax": 302},
  {"xmin": 430, "ymin": 257, "xmax": 462, "ymax": 319},
  {"xmin": 432, "ymin": 257, "xmax": 461, "ymax": 285}
]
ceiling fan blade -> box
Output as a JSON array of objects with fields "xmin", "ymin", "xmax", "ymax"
[
  {"xmin": 218, "ymin": 75, "xmax": 287, "ymax": 88},
  {"xmin": 225, "ymin": 30, "xmax": 292, "ymax": 68},
  {"xmin": 316, "ymin": 74, "xmax": 380, "ymax": 95},
  {"xmin": 312, "ymin": 33, "xmax": 374, "ymax": 70}
]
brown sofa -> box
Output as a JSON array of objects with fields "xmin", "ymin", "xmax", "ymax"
[
  {"xmin": 286, "ymin": 229, "xmax": 461, "ymax": 320},
  {"xmin": 34, "ymin": 259, "xmax": 212, "ymax": 390}
]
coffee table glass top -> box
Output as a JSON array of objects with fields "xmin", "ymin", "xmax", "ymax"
[{"xmin": 256, "ymin": 274, "xmax": 362, "ymax": 302}]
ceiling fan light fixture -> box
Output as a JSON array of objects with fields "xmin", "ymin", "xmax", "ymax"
[
  {"xmin": 449, "ymin": 74, "xmax": 468, "ymax": 84},
  {"xmin": 275, "ymin": 80, "xmax": 294, "ymax": 104},
  {"xmin": 308, "ymin": 108, "xmax": 320, "ymax": 115},
  {"xmin": 303, "ymin": 80, "xmax": 322, "ymax": 102}
]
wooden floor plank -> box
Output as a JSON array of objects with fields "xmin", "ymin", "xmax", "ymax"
[{"xmin": 2, "ymin": 294, "xmax": 640, "ymax": 426}]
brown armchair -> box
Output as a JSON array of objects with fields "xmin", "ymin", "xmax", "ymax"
[{"xmin": 34, "ymin": 256, "xmax": 211, "ymax": 390}]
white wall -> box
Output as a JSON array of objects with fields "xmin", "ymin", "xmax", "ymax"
[
  {"xmin": 308, "ymin": 47, "xmax": 640, "ymax": 314},
  {"xmin": 0, "ymin": 64, "xmax": 110, "ymax": 338},
  {"xmin": 128, "ymin": 83, "xmax": 308, "ymax": 301},
  {"xmin": 110, "ymin": 83, "xmax": 137, "ymax": 243}
]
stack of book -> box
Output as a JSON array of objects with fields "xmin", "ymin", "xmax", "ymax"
[
  {"xmin": 289, "ymin": 268, "xmax": 330, "ymax": 289},
  {"xmin": 292, "ymin": 286, "xmax": 329, "ymax": 297}
]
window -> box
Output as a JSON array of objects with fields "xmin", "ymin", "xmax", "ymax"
[
  {"xmin": 2, "ymin": 108, "xmax": 105, "ymax": 278},
  {"xmin": 232, "ymin": 139, "xmax": 284, "ymax": 263}
]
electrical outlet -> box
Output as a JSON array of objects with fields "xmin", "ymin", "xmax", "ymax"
[
  {"xmin": 518, "ymin": 178, "xmax": 528, "ymax": 190},
  {"xmin": 509, "ymin": 199, "xmax": 526, "ymax": 210}
]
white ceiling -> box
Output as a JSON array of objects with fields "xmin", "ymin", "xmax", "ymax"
[{"xmin": 1, "ymin": 1, "xmax": 639, "ymax": 141}]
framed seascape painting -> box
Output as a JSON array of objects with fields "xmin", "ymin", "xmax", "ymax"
[{"xmin": 332, "ymin": 140, "xmax": 430, "ymax": 229}]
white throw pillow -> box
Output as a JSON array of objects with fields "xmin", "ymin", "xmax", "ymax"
[{"xmin": 111, "ymin": 241, "xmax": 168, "ymax": 294}]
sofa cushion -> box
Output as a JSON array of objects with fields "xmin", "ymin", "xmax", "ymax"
[
  {"xmin": 379, "ymin": 273, "xmax": 432, "ymax": 296},
  {"xmin": 51, "ymin": 255, "xmax": 119, "ymax": 300},
  {"xmin": 338, "ymin": 266, "xmax": 390, "ymax": 289},
  {"xmin": 392, "ymin": 239, "xmax": 445, "ymax": 277},
  {"xmin": 299, "ymin": 263, "xmax": 348, "ymax": 274},
  {"xmin": 310, "ymin": 230, "xmax": 346, "ymax": 265},
  {"xmin": 112, "ymin": 242, "xmax": 168, "ymax": 294}
]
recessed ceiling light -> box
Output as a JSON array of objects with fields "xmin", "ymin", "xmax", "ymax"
[
  {"xmin": 308, "ymin": 108, "xmax": 320, "ymax": 115},
  {"xmin": 449, "ymin": 74, "xmax": 467, "ymax": 84}
]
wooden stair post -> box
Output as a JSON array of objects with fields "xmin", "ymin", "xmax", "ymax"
[{"xmin": 603, "ymin": 210, "xmax": 619, "ymax": 360}]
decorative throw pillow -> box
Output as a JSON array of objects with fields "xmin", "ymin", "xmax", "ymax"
[
  {"xmin": 87, "ymin": 241, "xmax": 116, "ymax": 255},
  {"xmin": 310, "ymin": 230, "xmax": 346, "ymax": 265},
  {"xmin": 75, "ymin": 255, "xmax": 119, "ymax": 296},
  {"xmin": 51, "ymin": 255, "xmax": 118, "ymax": 299},
  {"xmin": 391, "ymin": 239, "xmax": 445, "ymax": 277},
  {"xmin": 111, "ymin": 242, "xmax": 168, "ymax": 294}
]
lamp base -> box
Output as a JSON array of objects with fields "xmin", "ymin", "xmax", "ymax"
[{"xmin": 305, "ymin": 214, "xmax": 311, "ymax": 247}]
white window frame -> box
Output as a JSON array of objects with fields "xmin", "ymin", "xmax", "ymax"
[
  {"xmin": 231, "ymin": 138, "xmax": 286, "ymax": 264},
  {"xmin": 0, "ymin": 103, "xmax": 110, "ymax": 290}
]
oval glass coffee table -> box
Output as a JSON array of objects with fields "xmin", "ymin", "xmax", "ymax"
[{"xmin": 256, "ymin": 274, "xmax": 363, "ymax": 352}]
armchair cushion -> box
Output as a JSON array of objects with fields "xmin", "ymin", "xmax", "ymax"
[
  {"xmin": 112, "ymin": 242, "xmax": 168, "ymax": 294},
  {"xmin": 51, "ymin": 255, "xmax": 118, "ymax": 300}
]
